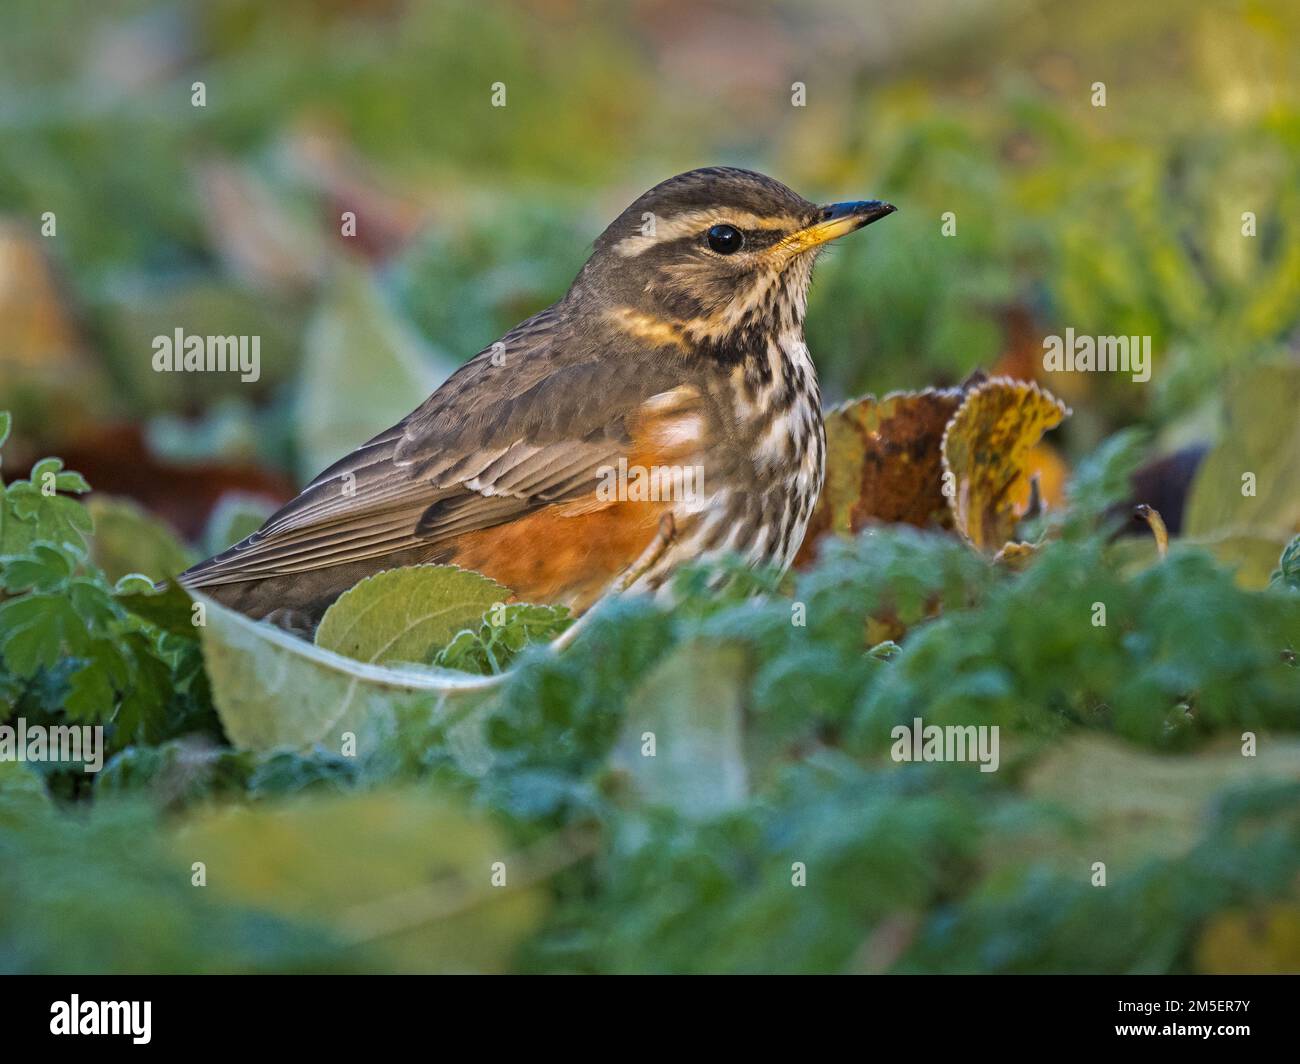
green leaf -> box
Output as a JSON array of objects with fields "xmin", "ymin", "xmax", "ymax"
[
  {"xmin": 1270, "ymin": 535, "xmax": 1300, "ymax": 592},
  {"xmin": 0, "ymin": 594, "xmax": 72, "ymax": 676},
  {"xmin": 116, "ymin": 581, "xmax": 199, "ymax": 637},
  {"xmin": 172, "ymin": 789, "xmax": 550, "ymax": 973},
  {"xmin": 64, "ymin": 650, "xmax": 119, "ymax": 722},
  {"xmin": 315, "ymin": 564, "xmax": 508, "ymax": 667},
  {"xmin": 433, "ymin": 602, "xmax": 572, "ymax": 674},
  {"xmin": 1, "ymin": 488, "xmax": 94, "ymax": 557},
  {"xmin": 0, "ymin": 542, "xmax": 75, "ymax": 592}
]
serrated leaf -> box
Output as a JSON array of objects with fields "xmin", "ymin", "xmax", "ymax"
[
  {"xmin": 0, "ymin": 542, "xmax": 74, "ymax": 592},
  {"xmin": 64, "ymin": 655, "xmax": 118, "ymax": 722},
  {"xmin": 1, "ymin": 489, "xmax": 93, "ymax": 557},
  {"xmin": 315, "ymin": 564, "xmax": 509, "ymax": 667},
  {"xmin": 432, "ymin": 602, "xmax": 572, "ymax": 675},
  {"xmin": 27, "ymin": 456, "xmax": 65, "ymax": 486},
  {"xmin": 0, "ymin": 594, "xmax": 71, "ymax": 676},
  {"xmin": 54, "ymin": 471, "xmax": 90, "ymax": 493}
]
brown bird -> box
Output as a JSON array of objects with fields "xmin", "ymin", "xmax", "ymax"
[{"xmin": 179, "ymin": 167, "xmax": 895, "ymax": 627}]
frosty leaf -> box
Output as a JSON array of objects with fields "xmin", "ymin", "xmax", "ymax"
[
  {"xmin": 0, "ymin": 542, "xmax": 74, "ymax": 592},
  {"xmin": 432, "ymin": 602, "xmax": 572, "ymax": 675},
  {"xmin": 1, "ymin": 482, "xmax": 94, "ymax": 557},
  {"xmin": 315, "ymin": 564, "xmax": 509, "ymax": 667}
]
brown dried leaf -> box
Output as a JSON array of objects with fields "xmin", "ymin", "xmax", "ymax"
[{"xmin": 794, "ymin": 387, "xmax": 964, "ymax": 567}]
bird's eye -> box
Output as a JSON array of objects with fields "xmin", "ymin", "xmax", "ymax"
[{"xmin": 706, "ymin": 223, "xmax": 744, "ymax": 255}]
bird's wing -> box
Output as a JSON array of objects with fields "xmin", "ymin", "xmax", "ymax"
[{"xmin": 179, "ymin": 316, "xmax": 702, "ymax": 588}]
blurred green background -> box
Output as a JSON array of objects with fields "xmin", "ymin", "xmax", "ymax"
[{"xmin": 2, "ymin": 0, "xmax": 1298, "ymax": 538}]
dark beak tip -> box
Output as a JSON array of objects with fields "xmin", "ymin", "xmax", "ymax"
[
  {"xmin": 819, "ymin": 199, "xmax": 897, "ymax": 227},
  {"xmin": 859, "ymin": 200, "xmax": 897, "ymax": 224}
]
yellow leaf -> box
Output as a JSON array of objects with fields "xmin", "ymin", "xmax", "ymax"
[{"xmin": 942, "ymin": 377, "xmax": 1070, "ymax": 552}]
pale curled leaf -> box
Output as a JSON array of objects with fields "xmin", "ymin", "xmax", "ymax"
[{"xmin": 195, "ymin": 591, "xmax": 499, "ymax": 757}]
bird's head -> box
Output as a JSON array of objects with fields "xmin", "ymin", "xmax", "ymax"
[{"xmin": 577, "ymin": 166, "xmax": 895, "ymax": 358}]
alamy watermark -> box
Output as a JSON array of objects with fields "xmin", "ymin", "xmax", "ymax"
[
  {"xmin": 1043, "ymin": 328, "xmax": 1151, "ymax": 383},
  {"xmin": 152, "ymin": 328, "xmax": 261, "ymax": 382},
  {"xmin": 0, "ymin": 718, "xmax": 104, "ymax": 773},
  {"xmin": 890, "ymin": 717, "xmax": 1000, "ymax": 773},
  {"xmin": 596, "ymin": 458, "xmax": 705, "ymax": 504},
  {"xmin": 50, "ymin": 996, "xmax": 151, "ymax": 1044}
]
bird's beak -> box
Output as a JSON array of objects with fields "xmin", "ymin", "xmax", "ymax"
[{"xmin": 785, "ymin": 200, "xmax": 897, "ymax": 252}]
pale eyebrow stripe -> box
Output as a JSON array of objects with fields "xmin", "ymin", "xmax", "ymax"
[{"xmin": 612, "ymin": 208, "xmax": 791, "ymax": 257}]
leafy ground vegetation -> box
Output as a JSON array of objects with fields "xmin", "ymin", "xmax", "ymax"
[{"xmin": 1, "ymin": 0, "xmax": 1299, "ymax": 973}]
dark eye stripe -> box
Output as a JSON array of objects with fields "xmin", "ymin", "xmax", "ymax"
[
  {"xmin": 703, "ymin": 226, "xmax": 788, "ymax": 254},
  {"xmin": 735, "ymin": 229, "xmax": 786, "ymax": 251},
  {"xmin": 637, "ymin": 227, "xmax": 791, "ymax": 262}
]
